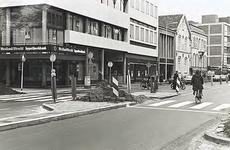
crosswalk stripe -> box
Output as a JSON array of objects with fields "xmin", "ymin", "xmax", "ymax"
[
  {"xmin": 148, "ymin": 100, "xmax": 175, "ymax": 107},
  {"xmin": 0, "ymin": 95, "xmax": 46, "ymax": 101},
  {"xmin": 212, "ymin": 104, "xmax": 230, "ymax": 111},
  {"xmin": 168, "ymin": 101, "xmax": 193, "ymax": 108},
  {"xmin": 190, "ymin": 102, "xmax": 213, "ymax": 109},
  {"xmin": 37, "ymin": 96, "xmax": 72, "ymax": 102},
  {"xmin": 16, "ymin": 96, "xmax": 52, "ymax": 102}
]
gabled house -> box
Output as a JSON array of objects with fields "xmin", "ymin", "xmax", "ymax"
[{"xmin": 159, "ymin": 14, "xmax": 192, "ymax": 78}]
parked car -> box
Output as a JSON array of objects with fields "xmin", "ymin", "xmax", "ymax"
[
  {"xmin": 213, "ymin": 74, "xmax": 226, "ymax": 82},
  {"xmin": 183, "ymin": 75, "xmax": 192, "ymax": 85}
]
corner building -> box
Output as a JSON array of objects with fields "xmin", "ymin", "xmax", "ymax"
[{"xmin": 0, "ymin": 0, "xmax": 158, "ymax": 87}]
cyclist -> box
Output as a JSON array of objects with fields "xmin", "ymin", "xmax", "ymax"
[{"xmin": 191, "ymin": 70, "xmax": 204, "ymax": 97}]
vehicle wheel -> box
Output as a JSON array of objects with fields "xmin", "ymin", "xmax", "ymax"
[{"xmin": 170, "ymin": 83, "xmax": 174, "ymax": 89}]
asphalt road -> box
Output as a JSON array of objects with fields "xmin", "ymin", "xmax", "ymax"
[{"xmin": 0, "ymin": 82, "xmax": 229, "ymax": 150}]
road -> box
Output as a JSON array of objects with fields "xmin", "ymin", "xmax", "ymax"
[{"xmin": 0, "ymin": 83, "xmax": 229, "ymax": 150}]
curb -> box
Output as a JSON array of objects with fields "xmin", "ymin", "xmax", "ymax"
[
  {"xmin": 149, "ymin": 94, "xmax": 178, "ymax": 100},
  {"xmin": 0, "ymin": 102, "xmax": 136, "ymax": 132},
  {"xmin": 204, "ymin": 130, "xmax": 230, "ymax": 145}
]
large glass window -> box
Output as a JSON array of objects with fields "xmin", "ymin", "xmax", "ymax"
[
  {"xmin": 154, "ymin": 32, "xmax": 157, "ymax": 44},
  {"xmin": 154, "ymin": 5, "xmax": 158, "ymax": 18},
  {"xmin": 141, "ymin": 0, "xmax": 145, "ymax": 12},
  {"xmin": 130, "ymin": 24, "xmax": 134, "ymax": 39},
  {"xmin": 150, "ymin": 3, "xmax": 153, "ymax": 17},
  {"xmin": 150, "ymin": 30, "xmax": 153, "ymax": 43},
  {"xmin": 145, "ymin": 29, "xmax": 149, "ymax": 42},
  {"xmin": 146, "ymin": 1, "xmax": 149, "ymax": 15},
  {"xmin": 136, "ymin": 0, "xmax": 140, "ymax": 10},
  {"xmin": 135, "ymin": 26, "xmax": 139, "ymax": 40},
  {"xmin": 141, "ymin": 28, "xmax": 144, "ymax": 41}
]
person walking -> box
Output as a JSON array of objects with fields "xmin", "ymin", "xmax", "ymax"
[
  {"xmin": 226, "ymin": 73, "xmax": 229, "ymax": 84},
  {"xmin": 173, "ymin": 71, "xmax": 179, "ymax": 90},
  {"xmin": 159, "ymin": 74, "xmax": 164, "ymax": 85}
]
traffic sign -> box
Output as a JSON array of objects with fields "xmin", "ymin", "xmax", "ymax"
[
  {"xmin": 108, "ymin": 61, "xmax": 113, "ymax": 67},
  {"xmin": 50, "ymin": 54, "xmax": 56, "ymax": 62},
  {"xmin": 88, "ymin": 51, "xmax": 93, "ymax": 59},
  {"xmin": 21, "ymin": 54, "xmax": 26, "ymax": 62},
  {"xmin": 146, "ymin": 62, "xmax": 151, "ymax": 68}
]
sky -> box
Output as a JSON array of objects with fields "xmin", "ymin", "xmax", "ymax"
[{"xmin": 158, "ymin": 0, "xmax": 230, "ymax": 23}]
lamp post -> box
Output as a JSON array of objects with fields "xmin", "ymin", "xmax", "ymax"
[{"xmin": 165, "ymin": 22, "xmax": 178, "ymax": 81}]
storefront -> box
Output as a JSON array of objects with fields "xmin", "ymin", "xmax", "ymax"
[
  {"xmin": 126, "ymin": 54, "xmax": 158, "ymax": 82},
  {"xmin": 0, "ymin": 45, "xmax": 86, "ymax": 87}
]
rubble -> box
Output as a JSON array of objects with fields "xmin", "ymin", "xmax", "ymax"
[{"xmin": 0, "ymin": 82, "xmax": 23, "ymax": 95}]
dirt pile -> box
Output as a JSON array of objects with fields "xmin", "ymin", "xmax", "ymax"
[
  {"xmin": 0, "ymin": 82, "xmax": 22, "ymax": 95},
  {"xmin": 81, "ymin": 81, "xmax": 150, "ymax": 103}
]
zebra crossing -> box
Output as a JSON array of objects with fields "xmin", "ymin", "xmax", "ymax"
[
  {"xmin": 146, "ymin": 100, "xmax": 230, "ymax": 112},
  {"xmin": 0, "ymin": 94, "xmax": 77, "ymax": 102}
]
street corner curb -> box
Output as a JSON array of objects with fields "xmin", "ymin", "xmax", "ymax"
[
  {"xmin": 204, "ymin": 130, "xmax": 230, "ymax": 145},
  {"xmin": 42, "ymin": 103, "xmax": 54, "ymax": 111}
]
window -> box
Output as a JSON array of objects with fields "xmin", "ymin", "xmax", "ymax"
[
  {"xmin": 154, "ymin": 5, "xmax": 158, "ymax": 18},
  {"xmin": 154, "ymin": 32, "xmax": 157, "ymax": 44},
  {"xmin": 52, "ymin": 13, "xmax": 55, "ymax": 25},
  {"xmin": 145, "ymin": 29, "xmax": 149, "ymax": 42},
  {"xmin": 150, "ymin": 31, "xmax": 153, "ymax": 43},
  {"xmin": 130, "ymin": 24, "xmax": 134, "ymax": 39},
  {"xmin": 92, "ymin": 21, "xmax": 99, "ymax": 35},
  {"xmin": 141, "ymin": 27, "xmax": 144, "ymax": 41},
  {"xmin": 184, "ymin": 57, "xmax": 187, "ymax": 65},
  {"xmin": 178, "ymin": 56, "xmax": 181, "ymax": 70},
  {"xmin": 150, "ymin": 3, "xmax": 153, "ymax": 16},
  {"xmin": 75, "ymin": 16, "xmax": 80, "ymax": 31},
  {"xmin": 185, "ymin": 37, "xmax": 187, "ymax": 51},
  {"xmin": 131, "ymin": 0, "xmax": 134, "ymax": 8},
  {"xmin": 136, "ymin": 0, "xmax": 140, "ymax": 10},
  {"xmin": 47, "ymin": 12, "xmax": 51, "ymax": 24},
  {"xmin": 141, "ymin": 0, "xmax": 145, "ymax": 12},
  {"xmin": 135, "ymin": 26, "xmax": 139, "ymax": 40},
  {"xmin": 146, "ymin": 1, "xmax": 149, "ymax": 15},
  {"xmin": 178, "ymin": 35, "xmax": 181, "ymax": 50}
]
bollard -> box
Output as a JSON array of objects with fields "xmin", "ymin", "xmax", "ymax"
[
  {"xmin": 71, "ymin": 75, "xmax": 77, "ymax": 100},
  {"xmin": 51, "ymin": 69, "xmax": 57, "ymax": 103},
  {"xmin": 211, "ymin": 76, "xmax": 213, "ymax": 86},
  {"xmin": 150, "ymin": 75, "xmax": 156, "ymax": 93},
  {"xmin": 220, "ymin": 76, "xmax": 222, "ymax": 85}
]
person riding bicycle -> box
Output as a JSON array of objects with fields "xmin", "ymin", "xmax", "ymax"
[{"xmin": 191, "ymin": 70, "xmax": 204, "ymax": 97}]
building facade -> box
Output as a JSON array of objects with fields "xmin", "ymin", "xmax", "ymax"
[
  {"xmin": 197, "ymin": 15, "xmax": 230, "ymax": 74},
  {"xmin": 158, "ymin": 25, "xmax": 176, "ymax": 80},
  {"xmin": 159, "ymin": 14, "xmax": 191, "ymax": 78},
  {"xmin": 0, "ymin": 0, "xmax": 158, "ymax": 87},
  {"xmin": 189, "ymin": 23, "xmax": 208, "ymax": 75}
]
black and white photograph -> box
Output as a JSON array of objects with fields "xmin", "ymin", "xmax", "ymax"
[{"xmin": 0, "ymin": 0, "xmax": 230, "ymax": 149}]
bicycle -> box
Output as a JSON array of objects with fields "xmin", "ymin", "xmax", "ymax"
[
  {"xmin": 194, "ymin": 89, "xmax": 202, "ymax": 104},
  {"xmin": 170, "ymin": 80, "xmax": 186, "ymax": 90},
  {"xmin": 140, "ymin": 78, "xmax": 151, "ymax": 90}
]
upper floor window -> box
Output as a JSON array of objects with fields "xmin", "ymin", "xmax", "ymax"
[
  {"xmin": 146, "ymin": 1, "xmax": 149, "ymax": 15},
  {"xmin": 150, "ymin": 31, "xmax": 153, "ymax": 43},
  {"xmin": 135, "ymin": 26, "xmax": 139, "ymax": 40},
  {"xmin": 154, "ymin": 32, "xmax": 157, "ymax": 44},
  {"xmin": 154, "ymin": 5, "xmax": 158, "ymax": 18},
  {"xmin": 141, "ymin": 0, "xmax": 145, "ymax": 12},
  {"xmin": 141, "ymin": 27, "xmax": 144, "ymax": 41},
  {"xmin": 150, "ymin": 3, "xmax": 153, "ymax": 17},
  {"xmin": 145, "ymin": 29, "xmax": 149, "ymax": 42},
  {"xmin": 131, "ymin": 0, "xmax": 134, "ymax": 8},
  {"xmin": 136, "ymin": 0, "xmax": 140, "ymax": 10},
  {"xmin": 130, "ymin": 24, "xmax": 134, "ymax": 39}
]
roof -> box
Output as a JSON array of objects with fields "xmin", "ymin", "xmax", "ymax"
[
  {"xmin": 189, "ymin": 24, "xmax": 207, "ymax": 36},
  {"xmin": 159, "ymin": 14, "xmax": 183, "ymax": 29}
]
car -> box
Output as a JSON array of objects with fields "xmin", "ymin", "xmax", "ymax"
[
  {"xmin": 213, "ymin": 74, "xmax": 226, "ymax": 82},
  {"xmin": 183, "ymin": 75, "xmax": 192, "ymax": 85}
]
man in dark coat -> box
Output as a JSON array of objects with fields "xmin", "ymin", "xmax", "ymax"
[
  {"xmin": 191, "ymin": 70, "xmax": 204, "ymax": 96},
  {"xmin": 173, "ymin": 71, "xmax": 179, "ymax": 89}
]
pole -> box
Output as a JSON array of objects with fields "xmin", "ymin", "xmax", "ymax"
[
  {"xmin": 165, "ymin": 26, "xmax": 168, "ymax": 81},
  {"xmin": 109, "ymin": 67, "xmax": 112, "ymax": 84},
  {"xmin": 20, "ymin": 61, "xmax": 24, "ymax": 91},
  {"xmin": 51, "ymin": 61, "xmax": 53, "ymax": 70}
]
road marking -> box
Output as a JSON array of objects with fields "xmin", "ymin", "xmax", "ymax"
[
  {"xmin": 0, "ymin": 95, "xmax": 46, "ymax": 100},
  {"xmin": 148, "ymin": 100, "xmax": 175, "ymax": 107},
  {"xmin": 37, "ymin": 96, "xmax": 72, "ymax": 102},
  {"xmin": 168, "ymin": 101, "xmax": 194, "ymax": 108},
  {"xmin": 0, "ymin": 108, "xmax": 10, "ymax": 111},
  {"xmin": 212, "ymin": 104, "xmax": 230, "ymax": 111},
  {"xmin": 16, "ymin": 96, "xmax": 52, "ymax": 102},
  {"xmin": 24, "ymin": 105, "xmax": 39, "ymax": 108},
  {"xmin": 131, "ymin": 106, "xmax": 227, "ymax": 114},
  {"xmin": 190, "ymin": 102, "xmax": 213, "ymax": 109}
]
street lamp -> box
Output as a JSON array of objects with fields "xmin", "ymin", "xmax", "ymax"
[{"xmin": 165, "ymin": 21, "xmax": 178, "ymax": 81}]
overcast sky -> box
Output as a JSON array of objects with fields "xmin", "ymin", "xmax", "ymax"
[{"xmin": 158, "ymin": 0, "xmax": 230, "ymax": 23}]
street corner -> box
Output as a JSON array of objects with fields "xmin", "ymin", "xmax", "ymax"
[{"xmin": 204, "ymin": 130, "xmax": 230, "ymax": 146}]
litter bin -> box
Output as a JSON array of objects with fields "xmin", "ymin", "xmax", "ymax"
[{"xmin": 150, "ymin": 75, "xmax": 156, "ymax": 93}]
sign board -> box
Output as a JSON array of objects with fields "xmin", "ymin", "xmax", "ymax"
[
  {"xmin": 50, "ymin": 54, "xmax": 56, "ymax": 62},
  {"xmin": 108, "ymin": 61, "xmax": 113, "ymax": 67}
]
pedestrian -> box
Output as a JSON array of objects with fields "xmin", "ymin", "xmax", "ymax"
[
  {"xmin": 226, "ymin": 73, "xmax": 229, "ymax": 84},
  {"xmin": 159, "ymin": 74, "xmax": 164, "ymax": 85},
  {"xmin": 173, "ymin": 71, "xmax": 179, "ymax": 90},
  {"xmin": 220, "ymin": 76, "xmax": 222, "ymax": 85}
]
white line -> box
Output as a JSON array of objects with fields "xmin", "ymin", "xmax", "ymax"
[
  {"xmin": 24, "ymin": 105, "xmax": 39, "ymax": 108},
  {"xmin": 131, "ymin": 106, "xmax": 226, "ymax": 114},
  {"xmin": 0, "ymin": 95, "xmax": 44, "ymax": 101},
  {"xmin": 168, "ymin": 101, "xmax": 194, "ymax": 108},
  {"xmin": 37, "ymin": 96, "xmax": 72, "ymax": 102},
  {"xmin": 16, "ymin": 96, "xmax": 52, "ymax": 102},
  {"xmin": 57, "ymin": 96, "xmax": 72, "ymax": 100},
  {"xmin": 0, "ymin": 108, "xmax": 10, "ymax": 111},
  {"xmin": 37, "ymin": 99, "xmax": 52, "ymax": 102},
  {"xmin": 190, "ymin": 102, "xmax": 213, "ymax": 109},
  {"xmin": 212, "ymin": 104, "xmax": 230, "ymax": 111},
  {"xmin": 148, "ymin": 100, "xmax": 175, "ymax": 107}
]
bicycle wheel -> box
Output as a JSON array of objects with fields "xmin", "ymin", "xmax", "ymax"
[
  {"xmin": 170, "ymin": 83, "xmax": 174, "ymax": 89},
  {"xmin": 140, "ymin": 82, "xmax": 146, "ymax": 90},
  {"xmin": 181, "ymin": 83, "xmax": 186, "ymax": 90}
]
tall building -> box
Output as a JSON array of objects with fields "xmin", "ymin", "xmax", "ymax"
[
  {"xmin": 0, "ymin": 0, "xmax": 158, "ymax": 87},
  {"xmin": 197, "ymin": 14, "xmax": 230, "ymax": 74},
  {"xmin": 189, "ymin": 23, "xmax": 208, "ymax": 74},
  {"xmin": 159, "ymin": 14, "xmax": 191, "ymax": 78}
]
